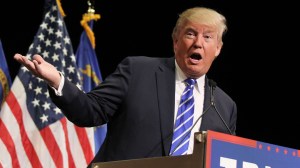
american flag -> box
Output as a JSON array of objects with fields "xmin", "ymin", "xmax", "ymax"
[{"xmin": 0, "ymin": 1, "xmax": 95, "ymax": 167}]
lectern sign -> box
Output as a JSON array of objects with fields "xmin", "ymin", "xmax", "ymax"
[{"xmin": 205, "ymin": 130, "xmax": 300, "ymax": 168}]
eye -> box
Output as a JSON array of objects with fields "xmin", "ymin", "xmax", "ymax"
[
  {"xmin": 185, "ymin": 31, "xmax": 196, "ymax": 39},
  {"xmin": 203, "ymin": 34, "xmax": 214, "ymax": 42},
  {"xmin": 203, "ymin": 35, "xmax": 212, "ymax": 39}
]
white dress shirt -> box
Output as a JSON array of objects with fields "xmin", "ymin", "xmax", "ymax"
[{"xmin": 174, "ymin": 60, "xmax": 205, "ymax": 155}]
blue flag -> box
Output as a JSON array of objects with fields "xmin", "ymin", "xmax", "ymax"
[
  {"xmin": 0, "ymin": 39, "xmax": 12, "ymax": 110},
  {"xmin": 75, "ymin": 19, "xmax": 107, "ymax": 154}
]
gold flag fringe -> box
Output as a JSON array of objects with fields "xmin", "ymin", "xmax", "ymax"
[
  {"xmin": 81, "ymin": 13, "xmax": 101, "ymax": 49},
  {"xmin": 56, "ymin": 0, "xmax": 66, "ymax": 17}
]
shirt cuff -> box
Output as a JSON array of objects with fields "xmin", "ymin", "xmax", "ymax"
[{"xmin": 50, "ymin": 72, "xmax": 65, "ymax": 96}]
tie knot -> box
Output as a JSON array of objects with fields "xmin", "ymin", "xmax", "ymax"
[{"xmin": 185, "ymin": 78, "xmax": 196, "ymax": 87}]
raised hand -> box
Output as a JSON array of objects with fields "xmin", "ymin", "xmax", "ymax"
[{"xmin": 14, "ymin": 53, "xmax": 61, "ymax": 89}]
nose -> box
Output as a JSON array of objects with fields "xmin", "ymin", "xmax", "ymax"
[{"xmin": 193, "ymin": 36, "xmax": 203, "ymax": 49}]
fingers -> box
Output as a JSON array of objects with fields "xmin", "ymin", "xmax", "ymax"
[
  {"xmin": 14, "ymin": 54, "xmax": 43, "ymax": 65},
  {"xmin": 13, "ymin": 53, "xmax": 25, "ymax": 62},
  {"xmin": 14, "ymin": 53, "xmax": 60, "ymax": 88},
  {"xmin": 14, "ymin": 54, "xmax": 31, "ymax": 67},
  {"xmin": 14, "ymin": 53, "xmax": 39, "ymax": 75},
  {"xmin": 32, "ymin": 54, "xmax": 45, "ymax": 64}
]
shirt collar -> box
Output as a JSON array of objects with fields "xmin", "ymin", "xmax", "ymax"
[{"xmin": 175, "ymin": 60, "xmax": 205, "ymax": 90}]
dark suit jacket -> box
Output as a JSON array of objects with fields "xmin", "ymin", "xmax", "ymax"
[{"xmin": 49, "ymin": 56, "xmax": 237, "ymax": 166}]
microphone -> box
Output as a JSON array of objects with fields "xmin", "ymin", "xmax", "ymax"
[
  {"xmin": 168, "ymin": 79, "xmax": 232, "ymax": 156},
  {"xmin": 208, "ymin": 79, "xmax": 233, "ymax": 135},
  {"xmin": 208, "ymin": 79, "xmax": 217, "ymax": 105},
  {"xmin": 169, "ymin": 80, "xmax": 215, "ymax": 155}
]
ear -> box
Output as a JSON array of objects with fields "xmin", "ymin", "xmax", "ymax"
[{"xmin": 215, "ymin": 42, "xmax": 223, "ymax": 57}]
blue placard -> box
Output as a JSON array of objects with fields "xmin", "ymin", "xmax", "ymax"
[{"xmin": 205, "ymin": 130, "xmax": 300, "ymax": 168}]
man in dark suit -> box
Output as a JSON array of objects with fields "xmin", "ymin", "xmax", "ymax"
[{"xmin": 14, "ymin": 6, "xmax": 237, "ymax": 167}]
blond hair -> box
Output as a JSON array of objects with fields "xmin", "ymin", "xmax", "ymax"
[{"xmin": 172, "ymin": 7, "xmax": 227, "ymax": 43}]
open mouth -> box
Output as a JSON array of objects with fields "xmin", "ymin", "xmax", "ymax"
[{"xmin": 190, "ymin": 53, "xmax": 202, "ymax": 60}]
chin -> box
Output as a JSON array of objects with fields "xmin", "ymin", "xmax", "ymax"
[{"xmin": 187, "ymin": 69, "xmax": 205, "ymax": 78}]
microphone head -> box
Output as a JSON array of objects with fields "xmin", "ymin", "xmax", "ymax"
[{"xmin": 209, "ymin": 79, "xmax": 217, "ymax": 89}]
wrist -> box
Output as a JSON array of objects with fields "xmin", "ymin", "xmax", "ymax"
[{"xmin": 48, "ymin": 71, "xmax": 62, "ymax": 89}]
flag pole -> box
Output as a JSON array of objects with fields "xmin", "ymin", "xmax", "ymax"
[{"xmin": 87, "ymin": 0, "xmax": 95, "ymax": 14}]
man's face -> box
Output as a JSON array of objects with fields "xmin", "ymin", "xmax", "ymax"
[{"xmin": 174, "ymin": 21, "xmax": 222, "ymax": 78}]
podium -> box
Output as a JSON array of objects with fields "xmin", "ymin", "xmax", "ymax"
[
  {"xmin": 92, "ymin": 130, "xmax": 300, "ymax": 168},
  {"xmin": 92, "ymin": 132, "xmax": 206, "ymax": 168}
]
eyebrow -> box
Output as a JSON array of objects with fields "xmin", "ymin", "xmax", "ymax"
[{"xmin": 185, "ymin": 27, "xmax": 216, "ymax": 34}]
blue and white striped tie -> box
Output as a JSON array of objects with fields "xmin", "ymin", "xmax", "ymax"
[{"xmin": 170, "ymin": 78, "xmax": 196, "ymax": 156}]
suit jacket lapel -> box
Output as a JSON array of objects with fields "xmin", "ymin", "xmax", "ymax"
[
  {"xmin": 155, "ymin": 57, "xmax": 175, "ymax": 155},
  {"xmin": 203, "ymin": 77, "xmax": 211, "ymax": 112}
]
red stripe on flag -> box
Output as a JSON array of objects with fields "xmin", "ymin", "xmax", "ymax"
[
  {"xmin": 6, "ymin": 92, "xmax": 42, "ymax": 168},
  {"xmin": 40, "ymin": 126, "xmax": 63, "ymax": 168},
  {"xmin": 60, "ymin": 117, "xmax": 76, "ymax": 168},
  {"xmin": 0, "ymin": 119, "xmax": 20, "ymax": 168},
  {"xmin": 74, "ymin": 125, "xmax": 94, "ymax": 164}
]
